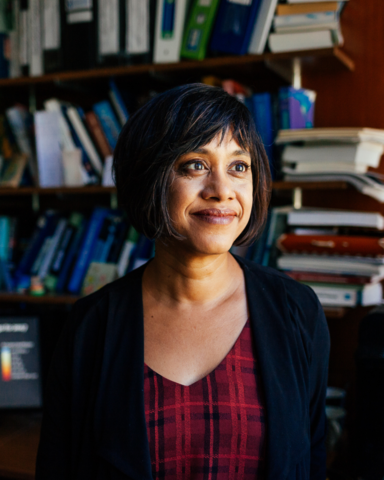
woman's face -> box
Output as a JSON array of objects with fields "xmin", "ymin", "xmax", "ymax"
[{"xmin": 168, "ymin": 131, "xmax": 253, "ymax": 255}]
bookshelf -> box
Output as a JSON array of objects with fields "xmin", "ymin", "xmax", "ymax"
[{"xmin": 0, "ymin": 47, "xmax": 354, "ymax": 88}]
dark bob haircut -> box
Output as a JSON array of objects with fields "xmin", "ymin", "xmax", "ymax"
[{"xmin": 113, "ymin": 83, "xmax": 271, "ymax": 246}]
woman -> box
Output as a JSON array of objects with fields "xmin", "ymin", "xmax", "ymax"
[{"xmin": 36, "ymin": 84, "xmax": 330, "ymax": 480}]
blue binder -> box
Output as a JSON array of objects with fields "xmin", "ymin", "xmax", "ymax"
[{"xmin": 210, "ymin": 0, "xmax": 262, "ymax": 55}]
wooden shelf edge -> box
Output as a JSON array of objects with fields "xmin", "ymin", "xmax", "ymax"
[
  {"xmin": 0, "ymin": 293, "xmax": 80, "ymax": 304},
  {"xmin": 0, "ymin": 48, "xmax": 354, "ymax": 87}
]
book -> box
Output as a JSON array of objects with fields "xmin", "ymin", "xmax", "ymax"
[
  {"xmin": 0, "ymin": 258, "xmax": 14, "ymax": 292},
  {"xmin": 34, "ymin": 110, "xmax": 64, "ymax": 187},
  {"xmin": 37, "ymin": 218, "xmax": 67, "ymax": 280},
  {"xmin": 277, "ymin": 234, "xmax": 384, "ymax": 257},
  {"xmin": 93, "ymin": 100, "xmax": 121, "ymax": 151},
  {"xmin": 276, "ymin": 2, "xmax": 340, "ymax": 15},
  {"xmin": 30, "ymin": 215, "xmax": 60, "ymax": 277},
  {"xmin": 279, "ymin": 87, "xmax": 316, "ymax": 129},
  {"xmin": 0, "ymin": 216, "xmax": 9, "ymax": 260},
  {"xmin": 65, "ymin": 106, "xmax": 103, "ymax": 176},
  {"xmin": 117, "ymin": 226, "xmax": 140, "ymax": 277},
  {"xmin": 285, "ymin": 271, "xmax": 384, "ymax": 285},
  {"xmin": 109, "ymin": 79, "xmax": 129, "ymax": 126},
  {"xmin": 269, "ymin": 30, "xmax": 335, "ymax": 53},
  {"xmin": 180, "ymin": 0, "xmax": 221, "ymax": 60},
  {"xmin": 277, "ymin": 254, "xmax": 384, "ymax": 276},
  {"xmin": 276, "ymin": 128, "xmax": 384, "ymax": 145},
  {"xmin": 97, "ymin": 0, "xmax": 121, "ymax": 66},
  {"xmin": 106, "ymin": 218, "xmax": 129, "ymax": 264},
  {"xmin": 287, "ymin": 209, "xmax": 384, "ymax": 230},
  {"xmin": 19, "ymin": 0, "xmax": 29, "ymax": 76},
  {"xmin": 125, "ymin": 0, "xmax": 157, "ymax": 63},
  {"xmin": 0, "ymin": 154, "xmax": 28, "ymax": 187},
  {"xmin": 56, "ymin": 215, "xmax": 88, "ymax": 293},
  {"xmin": 273, "ymin": 11, "xmax": 339, "ymax": 33},
  {"xmin": 44, "ymin": 212, "xmax": 84, "ymax": 292},
  {"xmin": 42, "ymin": 0, "xmax": 62, "ymax": 72},
  {"xmin": 29, "ymin": 0, "xmax": 43, "ymax": 76},
  {"xmin": 67, "ymin": 208, "xmax": 111, "ymax": 294},
  {"xmin": 84, "ymin": 111, "xmax": 113, "ymax": 160},
  {"xmin": 127, "ymin": 234, "xmax": 154, "ymax": 272},
  {"xmin": 251, "ymin": 92, "xmax": 275, "ymax": 178},
  {"xmin": 304, "ymin": 282, "xmax": 382, "ymax": 307},
  {"xmin": 261, "ymin": 205, "xmax": 293, "ymax": 267},
  {"xmin": 153, "ymin": 0, "xmax": 188, "ymax": 63},
  {"xmin": 248, "ymin": 0, "xmax": 279, "ymax": 54},
  {"xmin": 210, "ymin": 0, "xmax": 262, "ymax": 55},
  {"xmin": 282, "ymin": 143, "xmax": 384, "ymax": 168},
  {"xmin": 289, "ymin": 163, "xmax": 368, "ymax": 174}
]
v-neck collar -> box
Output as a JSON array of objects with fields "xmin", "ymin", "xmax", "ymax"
[{"xmin": 93, "ymin": 256, "xmax": 308, "ymax": 479}]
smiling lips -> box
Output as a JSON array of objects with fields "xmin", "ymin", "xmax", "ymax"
[{"xmin": 192, "ymin": 208, "xmax": 237, "ymax": 225}]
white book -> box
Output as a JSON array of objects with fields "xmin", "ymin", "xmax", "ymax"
[
  {"xmin": 277, "ymin": 255, "xmax": 384, "ymax": 276},
  {"xmin": 29, "ymin": 0, "xmax": 43, "ymax": 76},
  {"xmin": 274, "ymin": 22, "xmax": 339, "ymax": 33},
  {"xmin": 282, "ymin": 143, "xmax": 384, "ymax": 168},
  {"xmin": 34, "ymin": 111, "xmax": 64, "ymax": 187},
  {"xmin": 248, "ymin": 0, "xmax": 279, "ymax": 54},
  {"xmin": 288, "ymin": 0, "xmax": 348, "ymax": 3},
  {"xmin": 274, "ymin": 11, "xmax": 337, "ymax": 29},
  {"xmin": 153, "ymin": 0, "xmax": 188, "ymax": 63},
  {"xmin": 42, "ymin": 0, "xmax": 60, "ymax": 51},
  {"xmin": 98, "ymin": 0, "xmax": 120, "ymax": 55},
  {"xmin": 306, "ymin": 283, "xmax": 382, "ymax": 307},
  {"xmin": 102, "ymin": 155, "xmax": 114, "ymax": 186},
  {"xmin": 287, "ymin": 208, "xmax": 384, "ymax": 229},
  {"xmin": 268, "ymin": 29, "xmax": 334, "ymax": 53},
  {"xmin": 66, "ymin": 107, "xmax": 104, "ymax": 175},
  {"xmin": 276, "ymin": 128, "xmax": 384, "ymax": 145},
  {"xmin": 290, "ymin": 163, "xmax": 368, "ymax": 174},
  {"xmin": 44, "ymin": 99, "xmax": 76, "ymax": 151}
]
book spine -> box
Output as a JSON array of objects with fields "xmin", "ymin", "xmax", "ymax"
[
  {"xmin": 42, "ymin": 0, "xmax": 62, "ymax": 72},
  {"xmin": 56, "ymin": 217, "xmax": 87, "ymax": 293},
  {"xmin": 285, "ymin": 271, "xmax": 374, "ymax": 285},
  {"xmin": 67, "ymin": 208, "xmax": 109, "ymax": 294},
  {"xmin": 0, "ymin": 258, "xmax": 14, "ymax": 292},
  {"xmin": 0, "ymin": 217, "xmax": 9, "ymax": 260},
  {"xmin": 109, "ymin": 81, "xmax": 129, "ymax": 126},
  {"xmin": 93, "ymin": 101, "xmax": 121, "ymax": 150},
  {"xmin": 19, "ymin": 0, "xmax": 29, "ymax": 75},
  {"xmin": 279, "ymin": 88, "xmax": 291, "ymax": 130},
  {"xmin": 107, "ymin": 220, "xmax": 128, "ymax": 264},
  {"xmin": 66, "ymin": 107, "xmax": 103, "ymax": 175},
  {"xmin": 37, "ymin": 218, "xmax": 67, "ymax": 279},
  {"xmin": 125, "ymin": 0, "xmax": 150, "ymax": 56},
  {"xmin": 29, "ymin": 0, "xmax": 43, "ymax": 76},
  {"xmin": 277, "ymin": 234, "xmax": 384, "ymax": 257},
  {"xmin": 84, "ymin": 111, "xmax": 113, "ymax": 159}
]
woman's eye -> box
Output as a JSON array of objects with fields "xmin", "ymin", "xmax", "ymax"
[
  {"xmin": 230, "ymin": 163, "xmax": 248, "ymax": 172},
  {"xmin": 185, "ymin": 161, "xmax": 205, "ymax": 171}
]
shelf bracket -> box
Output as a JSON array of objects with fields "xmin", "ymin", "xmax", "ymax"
[
  {"xmin": 293, "ymin": 187, "xmax": 302, "ymax": 209},
  {"xmin": 32, "ymin": 193, "xmax": 40, "ymax": 212},
  {"xmin": 265, "ymin": 56, "xmax": 302, "ymax": 88}
]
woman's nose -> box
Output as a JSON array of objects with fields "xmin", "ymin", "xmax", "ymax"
[{"xmin": 202, "ymin": 169, "xmax": 235, "ymax": 202}]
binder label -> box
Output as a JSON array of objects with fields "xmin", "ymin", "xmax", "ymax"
[
  {"xmin": 126, "ymin": 0, "xmax": 150, "ymax": 54},
  {"xmin": 162, "ymin": 0, "xmax": 175, "ymax": 39},
  {"xmin": 99, "ymin": 0, "xmax": 119, "ymax": 54},
  {"xmin": 66, "ymin": 0, "xmax": 92, "ymax": 11},
  {"xmin": 228, "ymin": 0, "xmax": 252, "ymax": 5}
]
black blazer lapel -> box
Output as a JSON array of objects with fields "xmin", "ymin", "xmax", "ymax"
[
  {"xmin": 93, "ymin": 265, "xmax": 153, "ymax": 480},
  {"xmin": 239, "ymin": 258, "xmax": 310, "ymax": 479}
]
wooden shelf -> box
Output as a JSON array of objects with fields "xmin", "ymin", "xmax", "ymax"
[
  {"xmin": 0, "ymin": 293, "xmax": 79, "ymax": 305},
  {"xmin": 0, "ymin": 47, "xmax": 354, "ymax": 87},
  {"xmin": 0, "ymin": 181, "xmax": 353, "ymax": 197}
]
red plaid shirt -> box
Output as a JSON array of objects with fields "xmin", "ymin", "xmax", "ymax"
[{"xmin": 144, "ymin": 319, "xmax": 266, "ymax": 479}]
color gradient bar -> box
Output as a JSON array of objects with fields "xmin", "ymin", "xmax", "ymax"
[{"xmin": 1, "ymin": 346, "xmax": 11, "ymax": 381}]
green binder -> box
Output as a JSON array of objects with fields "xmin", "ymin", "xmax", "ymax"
[{"xmin": 180, "ymin": 0, "xmax": 221, "ymax": 61}]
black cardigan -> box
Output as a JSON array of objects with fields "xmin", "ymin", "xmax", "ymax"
[{"xmin": 35, "ymin": 256, "xmax": 330, "ymax": 480}]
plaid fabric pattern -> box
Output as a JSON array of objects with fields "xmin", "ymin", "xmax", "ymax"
[{"xmin": 144, "ymin": 319, "xmax": 266, "ymax": 479}]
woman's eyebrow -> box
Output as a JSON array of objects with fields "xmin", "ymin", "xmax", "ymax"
[
  {"xmin": 188, "ymin": 148, "xmax": 250, "ymax": 156},
  {"xmin": 231, "ymin": 149, "xmax": 251, "ymax": 157}
]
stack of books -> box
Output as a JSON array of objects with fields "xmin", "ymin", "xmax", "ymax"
[
  {"xmin": 275, "ymin": 208, "xmax": 384, "ymax": 307},
  {"xmin": 0, "ymin": 208, "xmax": 153, "ymax": 297},
  {"xmin": 277, "ymin": 127, "xmax": 384, "ymax": 203},
  {"xmin": 269, "ymin": 0, "xmax": 347, "ymax": 53}
]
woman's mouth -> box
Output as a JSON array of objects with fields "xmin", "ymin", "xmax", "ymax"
[{"xmin": 191, "ymin": 209, "xmax": 237, "ymax": 225}]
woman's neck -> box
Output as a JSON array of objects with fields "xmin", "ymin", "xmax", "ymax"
[{"xmin": 142, "ymin": 241, "xmax": 243, "ymax": 307}]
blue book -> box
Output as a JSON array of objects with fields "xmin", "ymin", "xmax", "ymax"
[
  {"xmin": 109, "ymin": 80, "xmax": 130, "ymax": 126},
  {"xmin": 210, "ymin": 0, "xmax": 262, "ymax": 55},
  {"xmin": 56, "ymin": 218, "xmax": 88, "ymax": 293},
  {"xmin": 252, "ymin": 93, "xmax": 275, "ymax": 179},
  {"xmin": 67, "ymin": 208, "xmax": 111, "ymax": 294},
  {"xmin": 0, "ymin": 258, "xmax": 14, "ymax": 292},
  {"xmin": 14, "ymin": 211, "xmax": 58, "ymax": 287},
  {"xmin": 0, "ymin": 216, "xmax": 9, "ymax": 260},
  {"xmin": 93, "ymin": 101, "xmax": 121, "ymax": 151},
  {"xmin": 127, "ymin": 235, "xmax": 154, "ymax": 272}
]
